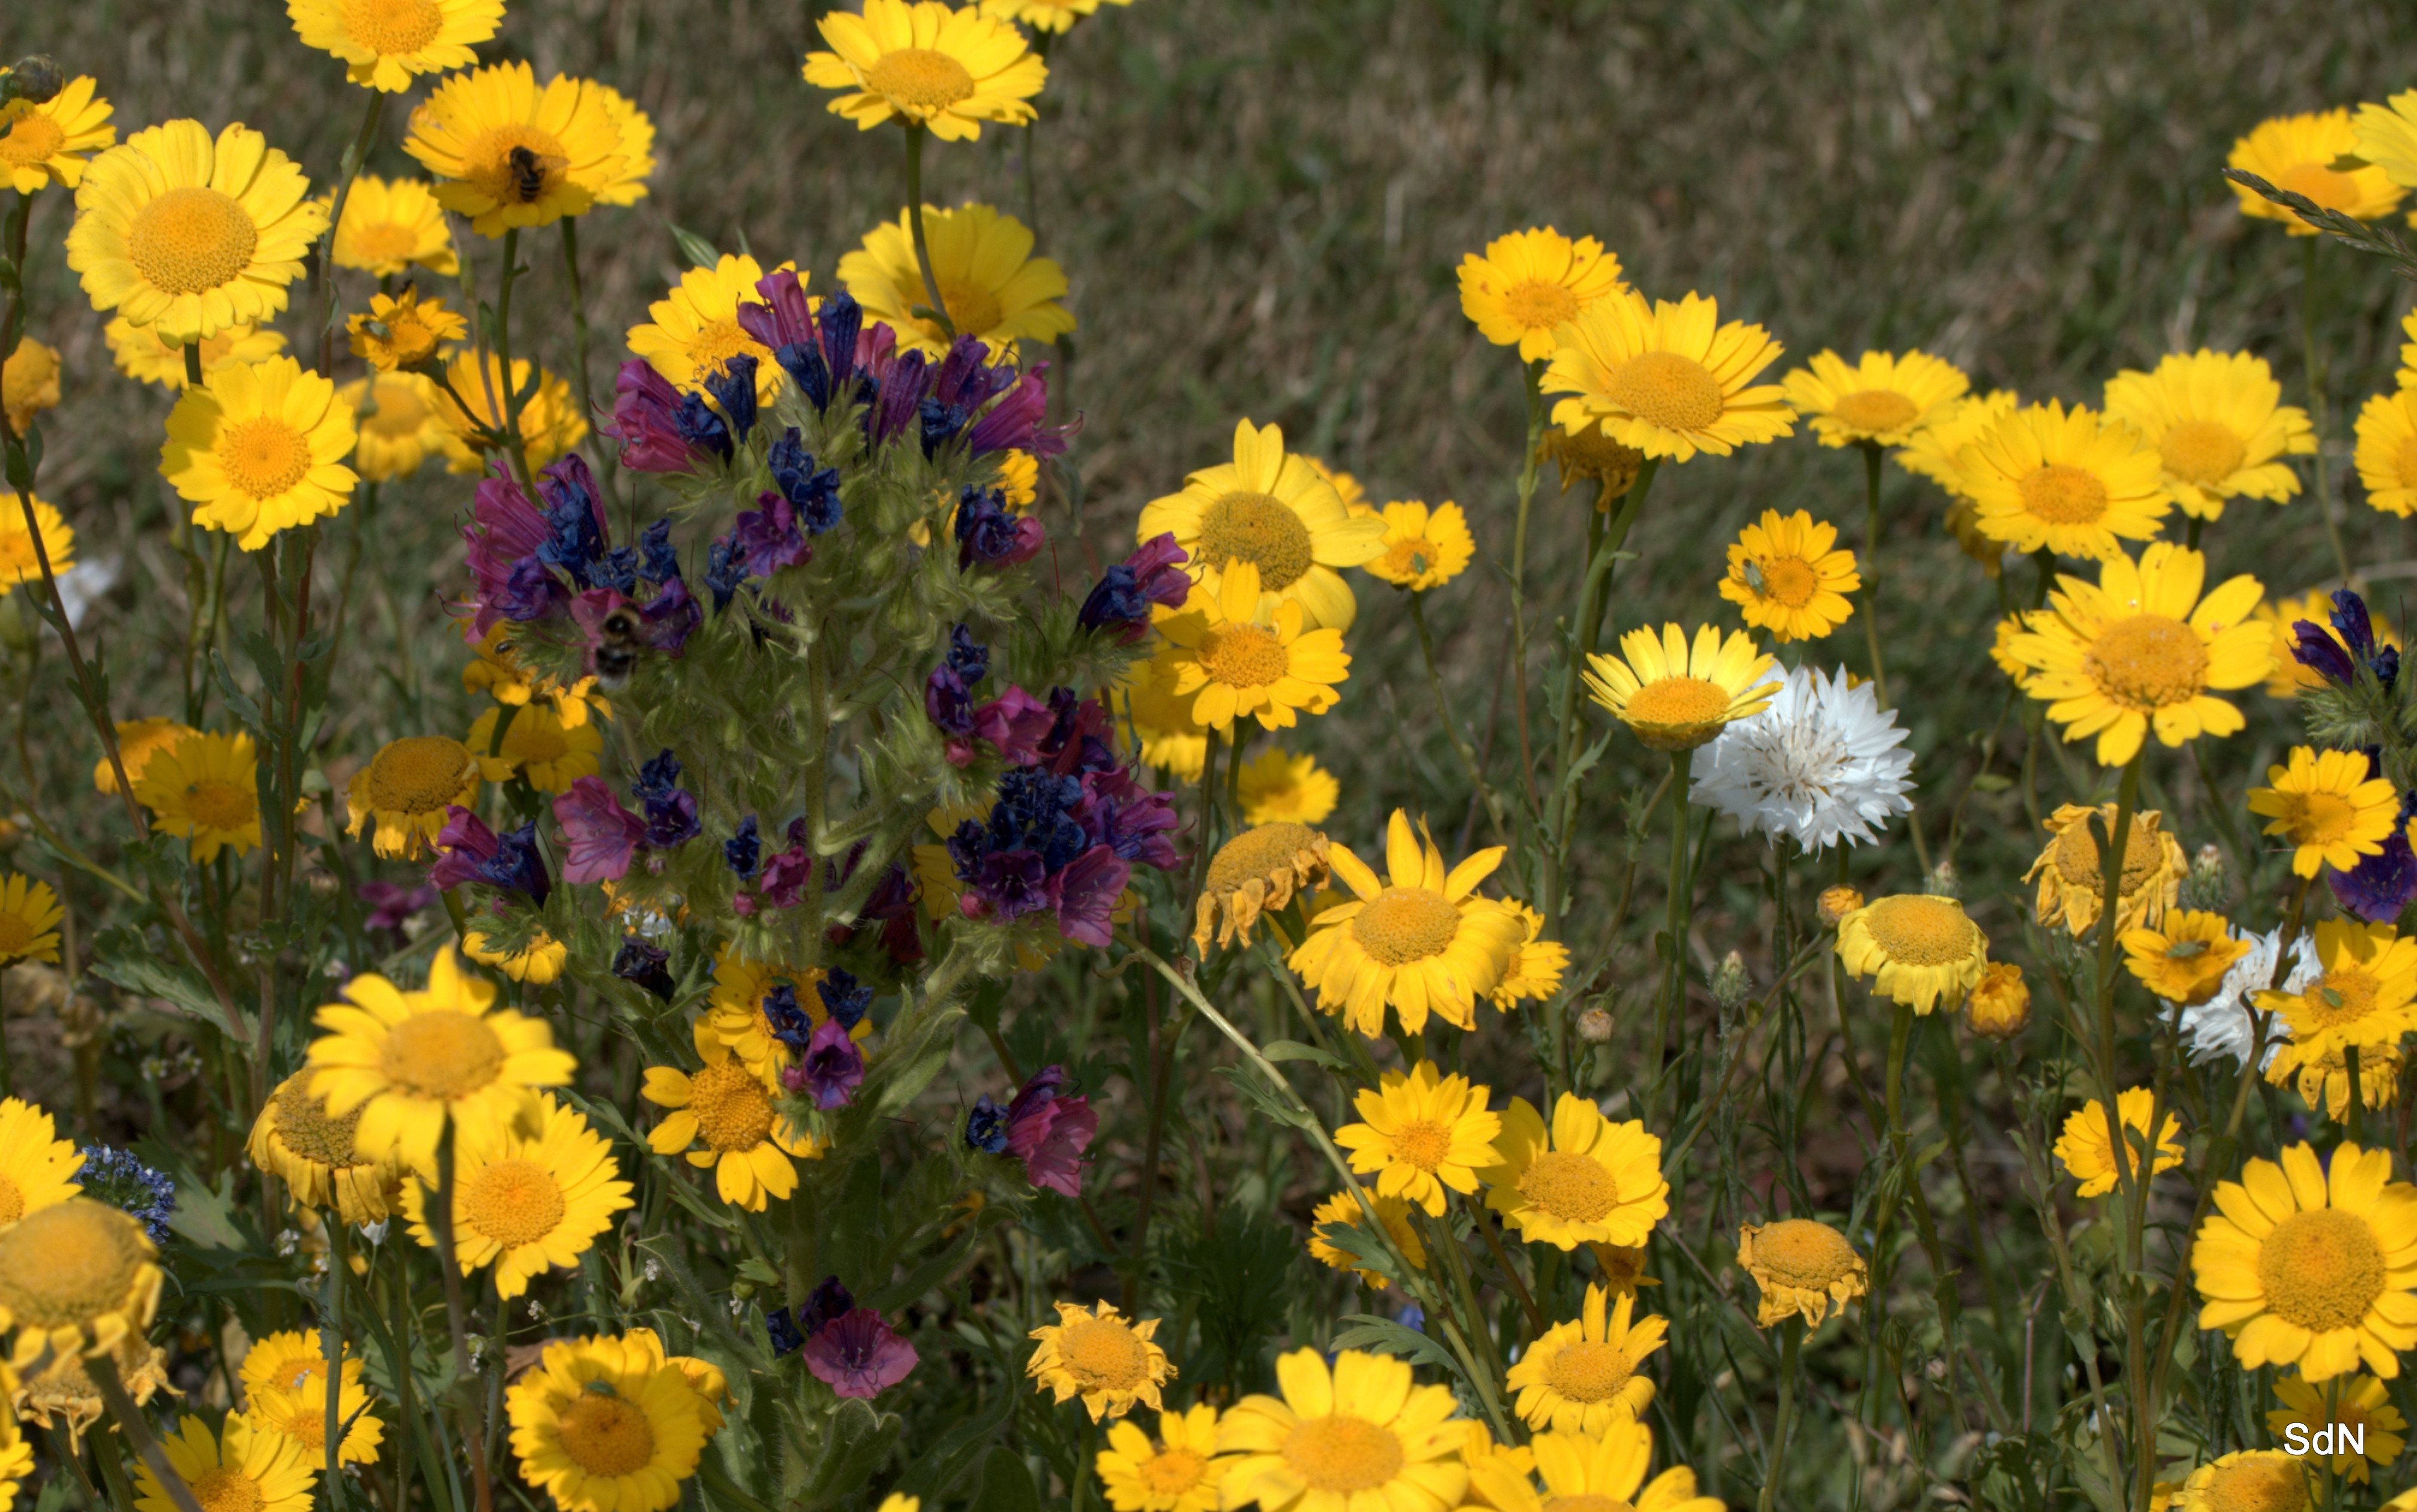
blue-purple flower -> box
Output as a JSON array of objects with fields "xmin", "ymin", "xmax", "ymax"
[
  {"xmin": 612, "ymin": 935, "xmax": 674, "ymax": 1000},
  {"xmin": 955, "ymin": 486, "xmax": 1045, "ymax": 570},
  {"xmin": 430, "ymin": 807, "xmax": 550, "ymax": 904},
  {"xmin": 1078, "ymin": 533, "xmax": 1190, "ymax": 643}
]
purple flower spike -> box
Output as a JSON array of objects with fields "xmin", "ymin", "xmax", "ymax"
[
  {"xmin": 799, "ymin": 1275, "xmax": 854, "ymax": 1337},
  {"xmin": 803, "ymin": 1307, "xmax": 916, "ymax": 1399},
  {"xmin": 554, "ymin": 777, "xmax": 645, "ymax": 884}
]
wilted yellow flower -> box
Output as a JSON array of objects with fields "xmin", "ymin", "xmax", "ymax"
[
  {"xmin": 2026, "ymin": 802, "xmax": 2186, "ymax": 937},
  {"xmin": 1736, "ymin": 1217, "xmax": 1867, "ymax": 1327}
]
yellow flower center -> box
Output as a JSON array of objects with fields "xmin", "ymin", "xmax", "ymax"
[
  {"xmin": 467, "ymin": 128, "xmax": 568, "ymax": 207},
  {"xmin": 555, "ymin": 1388, "xmax": 658, "ymax": 1478},
  {"xmin": 2197, "ymin": 1458, "xmax": 2311, "ymax": 1512},
  {"xmin": 2159, "ymin": 418, "xmax": 2248, "ymax": 486},
  {"xmin": 126, "ymin": 187, "xmax": 261, "ymax": 297},
  {"xmin": 1829, "ymin": 388, "xmax": 1919, "ymax": 435},
  {"xmin": 1607, "ymin": 350, "xmax": 1725, "ymax": 434},
  {"xmin": 1621, "ymin": 675, "xmax": 1732, "ymax": 730},
  {"xmin": 1057, "ymin": 1315, "xmax": 1150, "ymax": 1391},
  {"xmin": 684, "ymin": 317, "xmax": 763, "ymax": 378},
  {"xmin": 1138, "ymin": 1447, "xmax": 1208, "ymax": 1497},
  {"xmin": 1860, "ymin": 895, "xmax": 1978, "ymax": 967},
  {"xmin": 688, "ymin": 1059, "xmax": 775, "ymax": 1152},
  {"xmin": 2016, "ymin": 462, "xmax": 2109, "ymax": 525},
  {"xmin": 2302, "ymin": 969, "xmax": 2381, "ymax": 1030},
  {"xmin": 930, "ymin": 279, "xmax": 1007, "ymax": 341},
  {"xmin": 190, "ymin": 1466, "xmax": 265, "ymax": 1512},
  {"xmin": 0, "ymin": 1202, "xmax": 148, "ymax": 1330},
  {"xmin": 365, "ymin": 736, "xmax": 476, "ymax": 814},
  {"xmin": 181, "ymin": 778, "xmax": 257, "ymax": 834},
  {"xmin": 2085, "ymin": 615, "xmax": 2210, "ymax": 710},
  {"xmin": 1543, "ymin": 1496, "xmax": 1637, "ymax": 1512},
  {"xmin": 372, "ymin": 311, "xmax": 440, "ymax": 367},
  {"xmin": 344, "ymin": 0, "xmax": 445, "ymax": 52},
  {"xmin": 1547, "ymin": 425, "xmax": 1645, "ymax": 489},
  {"xmin": 1502, "ymin": 278, "xmax": 1580, "ymax": 331},
  {"xmin": 1380, "ymin": 537, "xmax": 1442, "ymax": 581},
  {"xmin": 2278, "ymin": 161, "xmax": 2363, "ymax": 214},
  {"xmin": 1543, "ymin": 1339, "xmax": 1637, "ymax": 1403},
  {"xmin": 379, "ymin": 1011, "xmax": 506, "ymax": 1101},
  {"xmin": 1205, "ymin": 823, "xmax": 1318, "ymax": 894},
  {"xmin": 346, "ymin": 220, "xmax": 426, "ymax": 267},
  {"xmin": 270, "ymin": 1078, "xmax": 370, "ymax": 1168},
  {"xmin": 1517, "ymin": 1151, "xmax": 1618, "ymax": 1223},
  {"xmin": 0, "ymin": 105, "xmax": 65, "ymax": 169},
  {"xmin": 363, "ymin": 380, "xmax": 431, "ymax": 438},
  {"xmin": 215, "ymin": 416, "xmax": 315, "ymax": 502},
  {"xmin": 1748, "ymin": 555, "xmax": 1818, "ymax": 608},
  {"xmin": 1350, "ymin": 887, "xmax": 1462, "ymax": 966},
  {"xmin": 864, "ymin": 47, "xmax": 978, "ymax": 111},
  {"xmin": 2050, "ymin": 812, "xmax": 2165, "ymax": 894},
  {"xmin": 2258, "ymin": 1207, "xmax": 2385, "ymax": 1332},
  {"xmin": 0, "ymin": 1175, "xmax": 20, "ymax": 1225},
  {"xmin": 2275, "ymin": 790, "xmax": 2359, "ymax": 847},
  {"xmin": 1387, "ymin": 1117, "xmax": 1454, "ymax": 1174},
  {"xmin": 1198, "ymin": 623, "xmax": 1291, "ymax": 690},
  {"xmin": 461, "ymin": 1157, "xmax": 567, "ymax": 1248},
  {"xmin": 1197, "ymin": 491, "xmax": 1315, "ymax": 591},
  {"xmin": 1751, "ymin": 1218, "xmax": 1859, "ymax": 1288},
  {"xmin": 1280, "ymin": 1415, "xmax": 1404, "ymax": 1493}
]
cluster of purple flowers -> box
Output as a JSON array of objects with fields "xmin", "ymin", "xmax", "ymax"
[
  {"xmin": 705, "ymin": 428, "xmax": 843, "ymax": 612},
  {"xmin": 1077, "ymin": 534, "xmax": 1190, "ymax": 643},
  {"xmin": 763, "ymin": 972, "xmax": 870, "ymax": 1109},
  {"xmin": 547, "ymin": 752, "xmax": 698, "ymax": 888},
  {"xmin": 965, "ymin": 1064, "xmax": 1097, "ymax": 1198},
  {"xmin": 612, "ymin": 935, "xmax": 675, "ymax": 999},
  {"xmin": 766, "ymin": 1275, "xmax": 917, "ymax": 1399},
  {"xmin": 460, "ymin": 454, "xmax": 696, "ymax": 676},
  {"xmin": 2291, "ymin": 589, "xmax": 2400, "ymax": 691},
  {"xmin": 956, "ymin": 486, "xmax": 1044, "ymax": 570}
]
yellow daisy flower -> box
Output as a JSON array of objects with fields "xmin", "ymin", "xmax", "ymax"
[
  {"xmin": 245, "ymin": 1070, "xmax": 400, "ymax": 1224},
  {"xmin": 346, "ymin": 734, "xmax": 481, "ymax": 859},
  {"xmin": 134, "ymin": 1413, "xmax": 314, "ymax": 1512},
  {"xmin": 1235, "ymin": 749, "xmax": 1338, "ymax": 826},
  {"xmin": 2178, "ymin": 1452, "xmax": 2309, "ymax": 1512},
  {"xmin": 802, "ymin": 0, "xmax": 1047, "ymax": 142},
  {"xmin": 627, "ymin": 253, "xmax": 791, "ymax": 401},
  {"xmin": 1718, "ymin": 508, "xmax": 1859, "ymax": 644},
  {"xmin": 2026, "ymin": 802, "xmax": 2186, "ymax": 937},
  {"xmin": 1735, "ymin": 1217, "xmax": 1868, "ymax": 1328},
  {"xmin": 2358, "ymin": 90, "xmax": 2417, "ymax": 194},
  {"xmin": 306, "ymin": 948, "xmax": 576, "ymax": 1177},
  {"xmin": 1835, "ymin": 894, "xmax": 1989, "ymax": 1014},
  {"xmin": 1300, "ymin": 456, "xmax": 1371, "ymax": 518},
  {"xmin": 462, "ymin": 624, "xmax": 609, "ymax": 728},
  {"xmin": 287, "ymin": 0, "xmax": 504, "ymax": 92},
  {"xmin": 2257, "ymin": 591, "xmax": 2401, "ymax": 697},
  {"xmin": 1893, "ymin": 387, "xmax": 2018, "ymax": 498},
  {"xmin": 1489, "ymin": 901, "xmax": 1568, "ymax": 1009},
  {"xmin": 0, "ymin": 1097, "xmax": 81, "ymax": 1225},
  {"xmin": 1540, "ymin": 421, "xmax": 1647, "ymax": 505},
  {"xmin": 2228, "ymin": 109, "xmax": 2406, "ymax": 233},
  {"xmin": 1479, "ymin": 1093, "xmax": 1669, "ymax": 1251},
  {"xmin": 403, "ymin": 1093, "xmax": 633, "ymax": 1298},
  {"xmin": 0, "ymin": 875, "xmax": 61, "ymax": 972},
  {"xmin": 240, "ymin": 1330, "xmax": 383, "ymax": 1466},
  {"xmin": 0, "ymin": 1198, "xmax": 163, "ymax": 1370},
  {"xmin": 0, "ymin": 73, "xmax": 114, "ymax": 193},
  {"xmin": 0, "ymin": 494, "xmax": 71, "ymax": 588},
  {"xmin": 343, "ymin": 372, "xmax": 451, "ymax": 483},
  {"xmin": 159, "ymin": 356, "xmax": 359, "ymax": 550},
  {"xmin": 133, "ymin": 728, "xmax": 261, "ymax": 864},
  {"xmin": 1953, "ymin": 398, "xmax": 2171, "ymax": 559},
  {"xmin": 1541, "ymin": 287, "xmax": 1793, "ymax": 462},
  {"xmin": 402, "ymin": 62, "xmax": 632, "ymax": 237},
  {"xmin": 347, "ymin": 287, "xmax": 465, "ymax": 373},
  {"xmin": 1989, "ymin": 614, "xmax": 2032, "ymax": 689},
  {"xmin": 2251, "ymin": 746, "xmax": 2400, "ymax": 877},
  {"xmin": 1, "ymin": 338, "xmax": 58, "ymax": 436},
  {"xmin": 2354, "ymin": 385, "xmax": 2417, "ymax": 517},
  {"xmin": 1216, "ymin": 1348, "xmax": 1468, "ymax": 1512},
  {"xmin": 507, "ymin": 1332, "xmax": 708, "ymax": 1512},
  {"xmin": 2008, "ymin": 541, "xmax": 2267, "ymax": 766},
  {"xmin": 2269, "ymin": 1373, "xmax": 2407, "ymax": 1483},
  {"xmin": 1466, "ymin": 1421, "xmax": 1719, "ymax": 1512},
  {"xmin": 1287, "ymin": 811, "xmax": 1525, "ymax": 1036},
  {"xmin": 1505, "ymin": 1283, "xmax": 1666, "ymax": 1434},
  {"xmin": 1151, "ymin": 560, "xmax": 1352, "ymax": 732},
  {"xmin": 2103, "ymin": 349, "xmax": 2314, "ymax": 520},
  {"xmin": 1120, "ymin": 662, "xmax": 1208, "ymax": 782},
  {"xmin": 105, "ymin": 316, "xmax": 285, "ymax": 390},
  {"xmin": 2054, "ymin": 1088, "xmax": 2185, "ymax": 1198},
  {"xmin": 642, "ymin": 1018, "xmax": 821, "ymax": 1212},
  {"xmin": 463, "ymin": 930, "xmax": 569, "ymax": 985},
  {"xmin": 2122, "ymin": 910, "xmax": 2252, "ymax": 1007},
  {"xmin": 329, "ymin": 174, "xmax": 459, "ymax": 276},
  {"xmin": 1193, "ymin": 822, "xmax": 1330, "ymax": 956},
  {"xmin": 1333, "ymin": 1062, "xmax": 1502, "ymax": 1217},
  {"xmin": 1306, "ymin": 1187, "xmax": 1427, "ymax": 1291},
  {"xmin": 1456, "ymin": 227, "xmax": 1627, "ymax": 362},
  {"xmin": 842, "ymin": 202, "xmax": 1072, "ymax": 358},
  {"xmin": 1097, "ymin": 1402, "xmax": 1224, "ymax": 1512},
  {"xmin": 66, "ymin": 120, "xmax": 326, "ymax": 343},
  {"xmin": 1138, "ymin": 417, "xmax": 1387, "ymax": 632},
  {"xmin": 1583, "ymin": 622, "xmax": 1779, "ymax": 752},
  {"xmin": 432, "ymin": 350, "xmax": 588, "ymax": 474},
  {"xmin": 468, "ymin": 702, "xmax": 602, "ymax": 793},
  {"xmin": 1026, "ymin": 1301, "xmax": 1175, "ymax": 1423},
  {"xmin": 2259, "ymin": 919, "xmax": 2417, "ymax": 1073},
  {"xmin": 1964, "ymin": 962, "xmax": 2032, "ymax": 1041},
  {"xmin": 589, "ymin": 84, "xmax": 657, "ymax": 207},
  {"xmin": 1361, "ymin": 501, "xmax": 1475, "ymax": 591},
  {"xmin": 1781, "ymin": 347, "xmax": 1970, "ymax": 448},
  {"xmin": 2193, "ymin": 1140, "xmax": 2417, "ymax": 1381}
]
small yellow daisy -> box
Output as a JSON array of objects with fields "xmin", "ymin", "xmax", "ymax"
[
  {"xmin": 1781, "ymin": 347, "xmax": 1970, "ymax": 448},
  {"xmin": 1718, "ymin": 509, "xmax": 1859, "ymax": 644}
]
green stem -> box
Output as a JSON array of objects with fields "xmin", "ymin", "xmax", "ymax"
[
  {"xmin": 92, "ymin": 1352, "xmax": 207, "ymax": 1512},
  {"xmin": 1184, "ymin": 728, "xmax": 1222, "ymax": 915},
  {"xmin": 902, "ymin": 126, "xmax": 954, "ymax": 343},
  {"xmin": 1409, "ymin": 591, "xmax": 1509, "ymax": 848},
  {"xmin": 2347, "ymin": 1043, "xmax": 2365, "ymax": 1141},
  {"xmin": 1508, "ymin": 364, "xmax": 1547, "ymax": 819},
  {"xmin": 1758, "ymin": 1320, "xmax": 1805, "ymax": 1512},
  {"xmin": 2089, "ymin": 754, "xmax": 2147, "ymax": 1245},
  {"xmin": 183, "ymin": 339, "xmax": 204, "ymax": 389},
  {"xmin": 1646, "ymin": 743, "xmax": 1694, "ymax": 1127},
  {"xmin": 2301, "ymin": 235, "xmax": 2354, "ymax": 588},
  {"xmin": 430, "ymin": 1121, "xmax": 498, "ymax": 1512},
  {"xmin": 1857, "ymin": 441, "xmax": 1891, "ymax": 709},
  {"xmin": 322, "ymin": 1219, "xmax": 350, "ymax": 1511}
]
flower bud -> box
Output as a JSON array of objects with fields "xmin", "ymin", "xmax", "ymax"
[
  {"xmin": 2180, "ymin": 844, "xmax": 2230, "ymax": 911},
  {"xmin": 1711, "ymin": 950, "xmax": 1750, "ymax": 1011},
  {"xmin": 1927, "ymin": 859, "xmax": 1960, "ymax": 898},
  {"xmin": 1964, "ymin": 962, "xmax": 2030, "ymax": 1041},
  {"xmin": 1816, "ymin": 885, "xmax": 1864, "ymax": 930},
  {"xmin": 1574, "ymin": 1005, "xmax": 1615, "ymax": 1044},
  {"xmin": 3, "ymin": 58, "xmax": 64, "ymax": 105}
]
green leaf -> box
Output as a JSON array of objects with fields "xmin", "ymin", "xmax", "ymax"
[
  {"xmin": 1212, "ymin": 1064, "xmax": 1309, "ymax": 1127},
  {"xmin": 970, "ymin": 1446, "xmax": 1041, "ymax": 1512},
  {"xmin": 1330, "ymin": 1314, "xmax": 1466, "ymax": 1385},
  {"xmin": 90, "ymin": 927, "xmax": 247, "ymax": 1038},
  {"xmin": 665, "ymin": 219, "xmax": 724, "ymax": 269},
  {"xmin": 1260, "ymin": 1039, "xmax": 1345, "ymax": 1070}
]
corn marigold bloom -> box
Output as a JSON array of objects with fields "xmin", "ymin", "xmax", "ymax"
[
  {"xmin": 343, "ymin": 372, "xmax": 450, "ymax": 483},
  {"xmin": 463, "ymin": 929, "xmax": 568, "ymax": 984},
  {"xmin": 2355, "ymin": 385, "xmax": 2417, "ymax": 517},
  {"xmin": 1097, "ymin": 1403, "xmax": 1224, "ymax": 1512},
  {"xmin": 105, "ymin": 315, "xmax": 285, "ymax": 390},
  {"xmin": 1, "ymin": 338, "xmax": 58, "ymax": 436},
  {"xmin": 2123, "ymin": 910, "xmax": 2253, "ymax": 1007},
  {"xmin": 1540, "ymin": 422, "xmax": 1646, "ymax": 505},
  {"xmin": 1584, "ymin": 623, "xmax": 1779, "ymax": 754},
  {"xmin": 241, "ymin": 1330, "xmax": 383, "ymax": 1466},
  {"xmin": 1717, "ymin": 509, "xmax": 1858, "ymax": 643},
  {"xmin": 1953, "ymin": 398, "xmax": 2172, "ymax": 559},
  {"xmin": 587, "ymin": 83, "xmax": 657, "ymax": 207},
  {"xmin": 1194, "ymin": 821, "xmax": 1330, "ymax": 955},
  {"xmin": 0, "ymin": 1097, "xmax": 81, "ymax": 1225},
  {"xmin": 1964, "ymin": 962, "xmax": 2031, "ymax": 1040},
  {"xmin": 1782, "ymin": 348, "xmax": 1970, "ymax": 448},
  {"xmin": 1480, "ymin": 1093, "xmax": 1668, "ymax": 1251},
  {"xmin": 17, "ymin": 1335, "xmax": 171, "ymax": 1451},
  {"xmin": 1690, "ymin": 663, "xmax": 1915, "ymax": 852},
  {"xmin": 507, "ymin": 1332, "xmax": 709, "ymax": 1512},
  {"xmin": 2177, "ymin": 1452, "xmax": 2309, "ymax": 1512},
  {"xmin": 403, "ymin": 62, "xmax": 630, "ymax": 236},
  {"xmin": 627, "ymin": 253, "xmax": 790, "ymax": 402},
  {"xmin": 842, "ymin": 202, "xmax": 1071, "ymax": 358},
  {"xmin": 0, "ymin": 874, "xmax": 56, "ymax": 974},
  {"xmin": 134, "ymin": 1413, "xmax": 313, "ymax": 1512},
  {"xmin": 246, "ymin": 1071, "xmax": 398, "ymax": 1224},
  {"xmin": 1139, "ymin": 418, "xmax": 1385, "ymax": 632},
  {"xmin": 1027, "ymin": 1301, "xmax": 1174, "ymax": 1422},
  {"xmin": 2055, "ymin": 1088, "xmax": 2185, "ymax": 1198},
  {"xmin": 0, "ymin": 493, "xmax": 71, "ymax": 590},
  {"xmin": 643, "ymin": 1018, "xmax": 821, "ymax": 1212},
  {"xmin": 2194, "ymin": 1140, "xmax": 2417, "ymax": 1382},
  {"xmin": 1735, "ymin": 1216, "xmax": 1867, "ymax": 1328},
  {"xmin": 66, "ymin": 120, "xmax": 325, "ymax": 343},
  {"xmin": 160, "ymin": 356, "xmax": 359, "ymax": 550},
  {"xmin": 1306, "ymin": 1187, "xmax": 1427, "ymax": 1291},
  {"xmin": 307, "ymin": 948, "xmax": 574, "ymax": 1176},
  {"xmin": 2249, "ymin": 746, "xmax": 2400, "ymax": 877},
  {"xmin": 1120, "ymin": 663, "xmax": 1209, "ymax": 783},
  {"xmin": 1892, "ymin": 387, "xmax": 2017, "ymax": 497},
  {"xmin": 1542, "ymin": 288, "xmax": 1793, "ymax": 462},
  {"xmin": 803, "ymin": 0, "xmax": 1046, "ymax": 141},
  {"xmin": 2027, "ymin": 802, "xmax": 2187, "ymax": 937},
  {"xmin": 2009, "ymin": 542, "xmax": 2267, "ymax": 766},
  {"xmin": 1217, "ymin": 1348, "xmax": 1468, "ymax": 1512},
  {"xmin": 1150, "ymin": 561, "xmax": 1351, "ymax": 732},
  {"xmin": 2229, "ymin": 109, "xmax": 2406, "ymax": 233},
  {"xmin": 467, "ymin": 701, "xmax": 602, "ymax": 793},
  {"xmin": 433, "ymin": 350, "xmax": 588, "ymax": 474},
  {"xmin": 1505, "ymin": 1283, "xmax": 1666, "ymax": 1434},
  {"xmin": 132, "ymin": 729, "xmax": 261, "ymax": 864},
  {"xmin": 0, "ymin": 72, "xmax": 113, "ymax": 193},
  {"xmin": 1289, "ymin": 811, "xmax": 1525, "ymax": 1035},
  {"xmin": 1456, "ymin": 227, "xmax": 1627, "ymax": 362},
  {"xmin": 2358, "ymin": 91, "xmax": 2417, "ymax": 195},
  {"xmin": 0, "ymin": 1198, "xmax": 163, "ymax": 1369},
  {"xmin": 347, "ymin": 287, "xmax": 464, "ymax": 372},
  {"xmin": 328, "ymin": 174, "xmax": 458, "ymax": 275},
  {"xmin": 1489, "ymin": 901, "xmax": 1568, "ymax": 1008},
  {"xmin": 2258, "ymin": 919, "xmax": 2417, "ymax": 1072},
  {"xmin": 403, "ymin": 1093, "xmax": 632, "ymax": 1299},
  {"xmin": 1835, "ymin": 894, "xmax": 1987, "ymax": 1013},
  {"xmin": 2103, "ymin": 350, "xmax": 2314, "ymax": 520},
  {"xmin": 1467, "ymin": 1422, "xmax": 1719, "ymax": 1512},
  {"xmin": 347, "ymin": 734, "xmax": 480, "ymax": 858},
  {"xmin": 288, "ymin": 0, "xmax": 503, "ymax": 92},
  {"xmin": 2270, "ymin": 1373, "xmax": 2406, "ymax": 1483},
  {"xmin": 706, "ymin": 950, "xmax": 862, "ymax": 1084},
  {"xmin": 1235, "ymin": 749, "xmax": 1338, "ymax": 827},
  {"xmin": 1362, "ymin": 501, "xmax": 1474, "ymax": 591},
  {"xmin": 1334, "ymin": 1062, "xmax": 1501, "ymax": 1217}
]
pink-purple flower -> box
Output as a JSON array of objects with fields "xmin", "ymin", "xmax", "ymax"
[{"xmin": 802, "ymin": 1306, "xmax": 916, "ymax": 1399}]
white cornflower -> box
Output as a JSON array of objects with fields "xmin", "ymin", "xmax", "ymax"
[
  {"xmin": 1690, "ymin": 663, "xmax": 1914, "ymax": 851},
  {"xmin": 2181, "ymin": 925, "xmax": 2318, "ymax": 1068}
]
